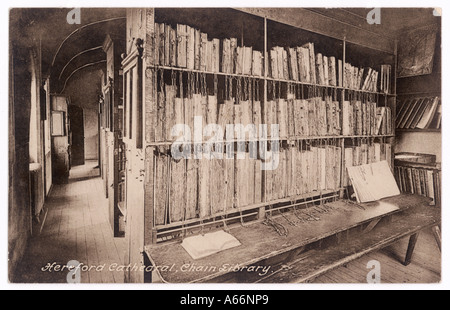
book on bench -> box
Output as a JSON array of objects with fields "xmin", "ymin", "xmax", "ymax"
[{"xmin": 181, "ymin": 230, "xmax": 242, "ymax": 260}]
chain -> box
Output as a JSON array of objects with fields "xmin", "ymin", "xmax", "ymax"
[{"xmin": 264, "ymin": 215, "xmax": 288, "ymax": 236}]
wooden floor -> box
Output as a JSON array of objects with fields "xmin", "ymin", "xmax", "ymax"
[
  {"xmin": 311, "ymin": 226, "xmax": 441, "ymax": 284},
  {"xmin": 14, "ymin": 160, "xmax": 127, "ymax": 283},
  {"xmin": 12, "ymin": 160, "xmax": 441, "ymax": 284}
]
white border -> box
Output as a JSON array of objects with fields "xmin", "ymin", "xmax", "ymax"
[{"xmin": 1, "ymin": 0, "xmax": 448, "ymax": 291}]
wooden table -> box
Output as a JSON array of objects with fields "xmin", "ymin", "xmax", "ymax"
[{"xmin": 144, "ymin": 194, "xmax": 440, "ymax": 283}]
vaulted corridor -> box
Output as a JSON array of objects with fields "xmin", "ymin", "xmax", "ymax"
[{"xmin": 13, "ymin": 161, "xmax": 126, "ymax": 283}]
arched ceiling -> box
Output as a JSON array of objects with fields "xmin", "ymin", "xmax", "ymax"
[{"xmin": 10, "ymin": 7, "xmax": 126, "ymax": 105}]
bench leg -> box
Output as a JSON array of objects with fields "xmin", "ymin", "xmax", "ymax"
[
  {"xmin": 404, "ymin": 233, "xmax": 420, "ymax": 266},
  {"xmin": 431, "ymin": 225, "xmax": 441, "ymax": 252}
]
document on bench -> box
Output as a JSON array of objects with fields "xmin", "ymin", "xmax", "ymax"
[
  {"xmin": 181, "ymin": 230, "xmax": 242, "ymax": 260},
  {"xmin": 347, "ymin": 160, "xmax": 400, "ymax": 203}
]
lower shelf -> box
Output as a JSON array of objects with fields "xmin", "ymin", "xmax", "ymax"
[{"xmin": 144, "ymin": 194, "xmax": 431, "ymax": 283}]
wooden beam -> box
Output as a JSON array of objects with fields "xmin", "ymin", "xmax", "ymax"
[{"xmin": 404, "ymin": 233, "xmax": 420, "ymax": 266}]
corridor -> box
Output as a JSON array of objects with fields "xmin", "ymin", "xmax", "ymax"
[{"xmin": 13, "ymin": 161, "xmax": 126, "ymax": 283}]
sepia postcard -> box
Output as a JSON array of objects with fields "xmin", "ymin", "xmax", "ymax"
[{"xmin": 6, "ymin": 4, "xmax": 444, "ymax": 292}]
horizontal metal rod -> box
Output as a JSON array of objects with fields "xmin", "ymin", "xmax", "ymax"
[{"xmin": 156, "ymin": 211, "xmax": 259, "ymax": 236}]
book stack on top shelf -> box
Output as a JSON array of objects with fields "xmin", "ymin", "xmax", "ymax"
[{"xmin": 396, "ymin": 96, "xmax": 441, "ymax": 130}]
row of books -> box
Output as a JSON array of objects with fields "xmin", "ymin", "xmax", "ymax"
[
  {"xmin": 394, "ymin": 166, "xmax": 441, "ymax": 206},
  {"xmin": 153, "ymin": 23, "xmax": 387, "ymax": 93},
  {"xmin": 154, "ymin": 23, "xmax": 263, "ymax": 76},
  {"xmin": 153, "ymin": 144, "xmax": 343, "ymax": 225},
  {"xmin": 343, "ymin": 143, "xmax": 392, "ymax": 186},
  {"xmin": 155, "ymin": 84, "xmax": 392, "ymax": 143},
  {"xmin": 396, "ymin": 96, "xmax": 441, "ymax": 130},
  {"xmin": 342, "ymin": 101, "xmax": 393, "ymax": 136}
]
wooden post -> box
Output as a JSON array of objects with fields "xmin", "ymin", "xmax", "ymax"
[
  {"xmin": 404, "ymin": 232, "xmax": 420, "ymax": 266},
  {"xmin": 431, "ymin": 225, "xmax": 441, "ymax": 252}
]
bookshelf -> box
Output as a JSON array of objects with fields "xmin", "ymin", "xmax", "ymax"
[{"xmin": 122, "ymin": 8, "xmax": 398, "ymax": 244}]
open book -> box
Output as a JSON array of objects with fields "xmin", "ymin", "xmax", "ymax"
[{"xmin": 181, "ymin": 230, "xmax": 242, "ymax": 260}]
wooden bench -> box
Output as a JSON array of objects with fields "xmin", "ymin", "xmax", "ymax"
[{"xmin": 144, "ymin": 194, "xmax": 440, "ymax": 283}]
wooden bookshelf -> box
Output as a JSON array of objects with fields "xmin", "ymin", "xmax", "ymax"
[{"xmin": 121, "ymin": 8, "xmax": 398, "ymax": 246}]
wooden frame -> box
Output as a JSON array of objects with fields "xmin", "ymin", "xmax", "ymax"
[
  {"xmin": 50, "ymin": 111, "xmax": 66, "ymax": 136},
  {"xmin": 122, "ymin": 47, "xmax": 143, "ymax": 149}
]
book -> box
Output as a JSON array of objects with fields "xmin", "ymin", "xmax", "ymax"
[
  {"xmin": 347, "ymin": 161, "xmax": 400, "ymax": 203},
  {"xmin": 181, "ymin": 230, "xmax": 241, "ymax": 260},
  {"xmin": 288, "ymin": 47, "xmax": 298, "ymax": 81},
  {"xmin": 186, "ymin": 25, "xmax": 195, "ymax": 70},
  {"xmin": 416, "ymin": 97, "xmax": 440, "ymax": 129},
  {"xmin": 328, "ymin": 56, "xmax": 337, "ymax": 86},
  {"xmin": 176, "ymin": 24, "xmax": 187, "ymax": 68},
  {"xmin": 316, "ymin": 53, "xmax": 325, "ymax": 85},
  {"xmin": 221, "ymin": 38, "xmax": 231, "ymax": 73},
  {"xmin": 243, "ymin": 46, "xmax": 253, "ymax": 75},
  {"xmin": 252, "ymin": 50, "xmax": 263, "ymax": 77}
]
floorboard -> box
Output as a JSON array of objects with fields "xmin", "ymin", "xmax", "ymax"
[{"xmin": 12, "ymin": 160, "xmax": 441, "ymax": 284}]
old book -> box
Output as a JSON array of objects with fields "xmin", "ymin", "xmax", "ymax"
[
  {"xmin": 212, "ymin": 38, "xmax": 220, "ymax": 73},
  {"xmin": 303, "ymin": 42, "xmax": 316, "ymax": 84},
  {"xmin": 316, "ymin": 53, "xmax": 325, "ymax": 85},
  {"xmin": 252, "ymin": 50, "xmax": 263, "ymax": 77},
  {"xmin": 416, "ymin": 97, "xmax": 440, "ymax": 129},
  {"xmin": 198, "ymin": 158, "xmax": 211, "ymax": 218},
  {"xmin": 347, "ymin": 161, "xmax": 400, "ymax": 203},
  {"xmin": 405, "ymin": 98, "xmax": 426, "ymax": 129},
  {"xmin": 282, "ymin": 48, "xmax": 289, "ymax": 80},
  {"xmin": 288, "ymin": 48, "xmax": 298, "ymax": 81},
  {"xmin": 235, "ymin": 46, "xmax": 243, "ymax": 75},
  {"xmin": 297, "ymin": 46, "xmax": 310, "ymax": 83},
  {"xmin": 173, "ymin": 97, "xmax": 185, "ymax": 142},
  {"xmin": 375, "ymin": 107, "xmax": 386, "ymax": 134},
  {"xmin": 254, "ymin": 159, "xmax": 262, "ymax": 203},
  {"xmin": 165, "ymin": 85, "xmax": 176, "ymax": 141},
  {"xmin": 317, "ymin": 98, "xmax": 328, "ymax": 136},
  {"xmin": 328, "ymin": 56, "xmax": 337, "ymax": 86},
  {"xmin": 206, "ymin": 40, "xmax": 213, "ymax": 72},
  {"xmin": 338, "ymin": 59, "xmax": 343, "ymax": 87},
  {"xmin": 169, "ymin": 158, "xmax": 186, "ymax": 223},
  {"xmin": 333, "ymin": 100, "xmax": 341, "ymax": 135},
  {"xmin": 155, "ymin": 155, "xmax": 169, "ymax": 225},
  {"xmin": 308, "ymin": 98, "xmax": 317, "ymax": 136},
  {"xmin": 176, "ymin": 24, "xmax": 187, "ymax": 68},
  {"xmin": 287, "ymin": 99, "xmax": 295, "ymax": 138},
  {"xmin": 155, "ymin": 91, "xmax": 165, "ymax": 142},
  {"xmin": 194, "ymin": 29, "xmax": 201, "ymax": 70},
  {"xmin": 293, "ymin": 99, "xmax": 302, "ymax": 137},
  {"xmin": 186, "ymin": 26, "xmax": 195, "ymax": 70},
  {"xmin": 243, "ymin": 47, "xmax": 253, "ymax": 76},
  {"xmin": 221, "ymin": 38, "xmax": 231, "ymax": 74},
  {"xmin": 154, "ymin": 23, "xmax": 161, "ymax": 65},
  {"xmin": 181, "ymin": 230, "xmax": 241, "ymax": 260},
  {"xmin": 206, "ymin": 95, "xmax": 218, "ymax": 125},
  {"xmin": 323, "ymin": 56, "xmax": 329, "ymax": 86},
  {"xmin": 158, "ymin": 23, "xmax": 165, "ymax": 66},
  {"xmin": 185, "ymin": 158, "xmax": 198, "ymax": 220},
  {"xmin": 344, "ymin": 147, "xmax": 353, "ymax": 186},
  {"xmin": 199, "ymin": 32, "xmax": 208, "ymax": 71},
  {"xmin": 230, "ymin": 38, "xmax": 238, "ymax": 74},
  {"xmin": 354, "ymin": 100, "xmax": 362, "ymax": 135},
  {"xmin": 325, "ymin": 97, "xmax": 334, "ymax": 135},
  {"xmin": 210, "ymin": 158, "xmax": 226, "ymax": 214},
  {"xmin": 270, "ymin": 49, "xmax": 279, "ymax": 79},
  {"xmin": 169, "ymin": 25, "xmax": 177, "ymax": 67},
  {"xmin": 225, "ymin": 154, "xmax": 235, "ymax": 209},
  {"xmin": 164, "ymin": 24, "xmax": 171, "ymax": 66},
  {"xmin": 218, "ymin": 100, "xmax": 234, "ymax": 140},
  {"xmin": 334, "ymin": 146, "xmax": 342, "ymax": 189},
  {"xmin": 277, "ymin": 99, "xmax": 289, "ymax": 139}
]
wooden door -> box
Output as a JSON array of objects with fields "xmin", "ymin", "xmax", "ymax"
[{"xmin": 68, "ymin": 105, "xmax": 85, "ymax": 166}]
